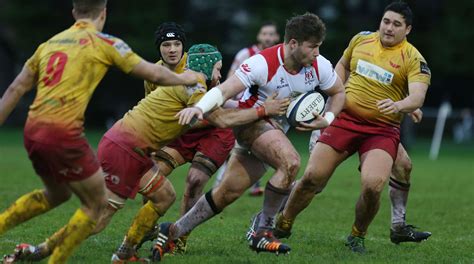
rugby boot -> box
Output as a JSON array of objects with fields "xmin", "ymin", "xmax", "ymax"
[
  {"xmin": 246, "ymin": 211, "xmax": 262, "ymax": 241},
  {"xmin": 249, "ymin": 230, "xmax": 291, "ymax": 255},
  {"xmin": 390, "ymin": 224, "xmax": 432, "ymax": 244},
  {"xmin": 2, "ymin": 243, "xmax": 48, "ymax": 263},
  {"xmin": 345, "ymin": 235, "xmax": 366, "ymax": 254},
  {"xmin": 150, "ymin": 222, "xmax": 176, "ymax": 262}
]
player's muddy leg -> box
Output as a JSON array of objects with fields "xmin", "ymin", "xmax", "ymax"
[
  {"xmin": 171, "ymin": 150, "xmax": 266, "ymax": 239},
  {"xmin": 0, "ymin": 175, "xmax": 71, "ymax": 235},
  {"xmin": 250, "ymin": 129, "xmax": 300, "ymax": 231},
  {"xmin": 353, "ymin": 149, "xmax": 393, "ymax": 236},
  {"xmin": 389, "ymin": 144, "xmax": 412, "ymax": 228},
  {"xmin": 48, "ymin": 168, "xmax": 108, "ymax": 264}
]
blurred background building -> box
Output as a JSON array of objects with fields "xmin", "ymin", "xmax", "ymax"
[{"xmin": 0, "ymin": 0, "xmax": 472, "ymax": 144}]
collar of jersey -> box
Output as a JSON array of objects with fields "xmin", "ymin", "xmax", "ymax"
[{"xmin": 72, "ymin": 20, "xmax": 96, "ymax": 30}]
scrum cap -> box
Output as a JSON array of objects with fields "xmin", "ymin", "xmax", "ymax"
[{"xmin": 187, "ymin": 44, "xmax": 222, "ymax": 81}]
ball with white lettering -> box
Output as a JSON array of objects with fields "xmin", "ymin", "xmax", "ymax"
[{"xmin": 286, "ymin": 91, "xmax": 325, "ymax": 127}]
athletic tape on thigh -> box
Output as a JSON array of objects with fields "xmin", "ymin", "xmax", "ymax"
[
  {"xmin": 192, "ymin": 152, "xmax": 218, "ymax": 175},
  {"xmin": 139, "ymin": 171, "xmax": 166, "ymax": 196},
  {"xmin": 107, "ymin": 198, "xmax": 126, "ymax": 210},
  {"xmin": 153, "ymin": 149, "xmax": 179, "ymax": 169}
]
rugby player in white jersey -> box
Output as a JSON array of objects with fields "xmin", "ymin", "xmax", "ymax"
[{"xmin": 150, "ymin": 13, "xmax": 345, "ymax": 261}]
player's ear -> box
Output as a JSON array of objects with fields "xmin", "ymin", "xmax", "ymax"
[
  {"xmin": 289, "ymin": 39, "xmax": 298, "ymax": 49},
  {"xmin": 405, "ymin": 25, "xmax": 412, "ymax": 36},
  {"xmin": 72, "ymin": 9, "xmax": 78, "ymax": 20}
]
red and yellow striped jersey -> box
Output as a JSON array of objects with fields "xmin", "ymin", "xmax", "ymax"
[
  {"xmin": 25, "ymin": 21, "xmax": 142, "ymax": 137},
  {"xmin": 343, "ymin": 31, "xmax": 431, "ymax": 126}
]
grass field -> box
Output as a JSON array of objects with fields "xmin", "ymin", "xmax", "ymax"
[{"xmin": 0, "ymin": 127, "xmax": 473, "ymax": 263}]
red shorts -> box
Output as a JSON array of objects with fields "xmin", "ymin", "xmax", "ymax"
[
  {"xmin": 318, "ymin": 112, "xmax": 400, "ymax": 160},
  {"xmin": 24, "ymin": 131, "xmax": 100, "ymax": 183},
  {"xmin": 97, "ymin": 131, "xmax": 154, "ymax": 199},
  {"xmin": 166, "ymin": 127, "xmax": 235, "ymax": 167}
]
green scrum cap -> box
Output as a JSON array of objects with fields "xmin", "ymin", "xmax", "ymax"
[{"xmin": 187, "ymin": 44, "xmax": 222, "ymax": 81}]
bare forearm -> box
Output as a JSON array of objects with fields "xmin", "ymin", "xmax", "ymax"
[
  {"xmin": 206, "ymin": 107, "xmax": 260, "ymax": 128},
  {"xmin": 0, "ymin": 86, "xmax": 26, "ymax": 125}
]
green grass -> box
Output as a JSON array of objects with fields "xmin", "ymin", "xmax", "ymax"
[{"xmin": 1, "ymin": 127, "xmax": 473, "ymax": 263}]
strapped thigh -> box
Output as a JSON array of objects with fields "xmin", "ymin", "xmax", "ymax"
[
  {"xmin": 152, "ymin": 149, "xmax": 180, "ymax": 169},
  {"xmin": 139, "ymin": 169, "xmax": 166, "ymax": 196},
  {"xmin": 192, "ymin": 151, "xmax": 218, "ymax": 176}
]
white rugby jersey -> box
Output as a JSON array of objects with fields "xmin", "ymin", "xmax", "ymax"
[{"xmin": 235, "ymin": 43, "xmax": 337, "ymax": 131}]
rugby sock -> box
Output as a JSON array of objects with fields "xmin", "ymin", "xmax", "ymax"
[
  {"xmin": 125, "ymin": 201, "xmax": 162, "ymax": 246},
  {"xmin": 351, "ymin": 224, "xmax": 366, "ymax": 238},
  {"xmin": 0, "ymin": 189, "xmax": 51, "ymax": 235},
  {"xmin": 389, "ymin": 178, "xmax": 410, "ymax": 229},
  {"xmin": 174, "ymin": 190, "xmax": 220, "ymax": 239},
  {"xmin": 257, "ymin": 182, "xmax": 291, "ymax": 231},
  {"xmin": 39, "ymin": 226, "xmax": 68, "ymax": 256},
  {"xmin": 48, "ymin": 208, "xmax": 96, "ymax": 264}
]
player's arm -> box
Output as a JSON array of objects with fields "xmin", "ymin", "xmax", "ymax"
[
  {"xmin": 205, "ymin": 93, "xmax": 290, "ymax": 128},
  {"xmin": 377, "ymin": 82, "xmax": 428, "ymax": 114},
  {"xmin": 0, "ymin": 65, "xmax": 36, "ymax": 125},
  {"xmin": 335, "ymin": 55, "xmax": 350, "ymax": 85},
  {"xmin": 176, "ymin": 74, "xmax": 247, "ymax": 125},
  {"xmin": 130, "ymin": 60, "xmax": 199, "ymax": 86}
]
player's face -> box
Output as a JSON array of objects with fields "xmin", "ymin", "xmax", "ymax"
[
  {"xmin": 160, "ymin": 40, "xmax": 184, "ymax": 66},
  {"xmin": 257, "ymin": 25, "xmax": 279, "ymax": 49},
  {"xmin": 379, "ymin": 11, "xmax": 412, "ymax": 47},
  {"xmin": 210, "ymin": 60, "xmax": 223, "ymax": 88},
  {"xmin": 294, "ymin": 40, "xmax": 321, "ymax": 66}
]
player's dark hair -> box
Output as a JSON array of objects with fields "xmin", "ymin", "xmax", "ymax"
[
  {"xmin": 384, "ymin": 1, "xmax": 413, "ymax": 26},
  {"xmin": 72, "ymin": 0, "xmax": 107, "ymax": 19},
  {"xmin": 284, "ymin": 13, "xmax": 326, "ymax": 44}
]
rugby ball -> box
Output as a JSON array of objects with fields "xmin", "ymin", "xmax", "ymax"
[{"xmin": 286, "ymin": 91, "xmax": 325, "ymax": 127}]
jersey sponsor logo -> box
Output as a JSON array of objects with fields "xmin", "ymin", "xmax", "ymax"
[
  {"xmin": 241, "ymin": 63, "xmax": 251, "ymax": 73},
  {"xmin": 276, "ymin": 77, "xmax": 289, "ymax": 90},
  {"xmin": 356, "ymin": 59, "xmax": 394, "ymax": 84},
  {"xmin": 359, "ymin": 31, "xmax": 372, "ymax": 35},
  {"xmin": 48, "ymin": 38, "xmax": 76, "ymax": 45},
  {"xmin": 420, "ymin": 61, "xmax": 431, "ymax": 75},
  {"xmin": 113, "ymin": 41, "xmax": 132, "ymax": 57},
  {"xmin": 166, "ymin": 32, "xmax": 176, "ymax": 37}
]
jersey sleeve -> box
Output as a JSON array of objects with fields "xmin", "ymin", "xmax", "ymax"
[
  {"xmin": 96, "ymin": 33, "xmax": 143, "ymax": 74},
  {"xmin": 25, "ymin": 43, "xmax": 46, "ymax": 74},
  {"xmin": 407, "ymin": 51, "xmax": 431, "ymax": 85},
  {"xmin": 234, "ymin": 54, "xmax": 268, "ymax": 89},
  {"xmin": 229, "ymin": 48, "xmax": 250, "ymax": 72},
  {"xmin": 316, "ymin": 55, "xmax": 337, "ymax": 90}
]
